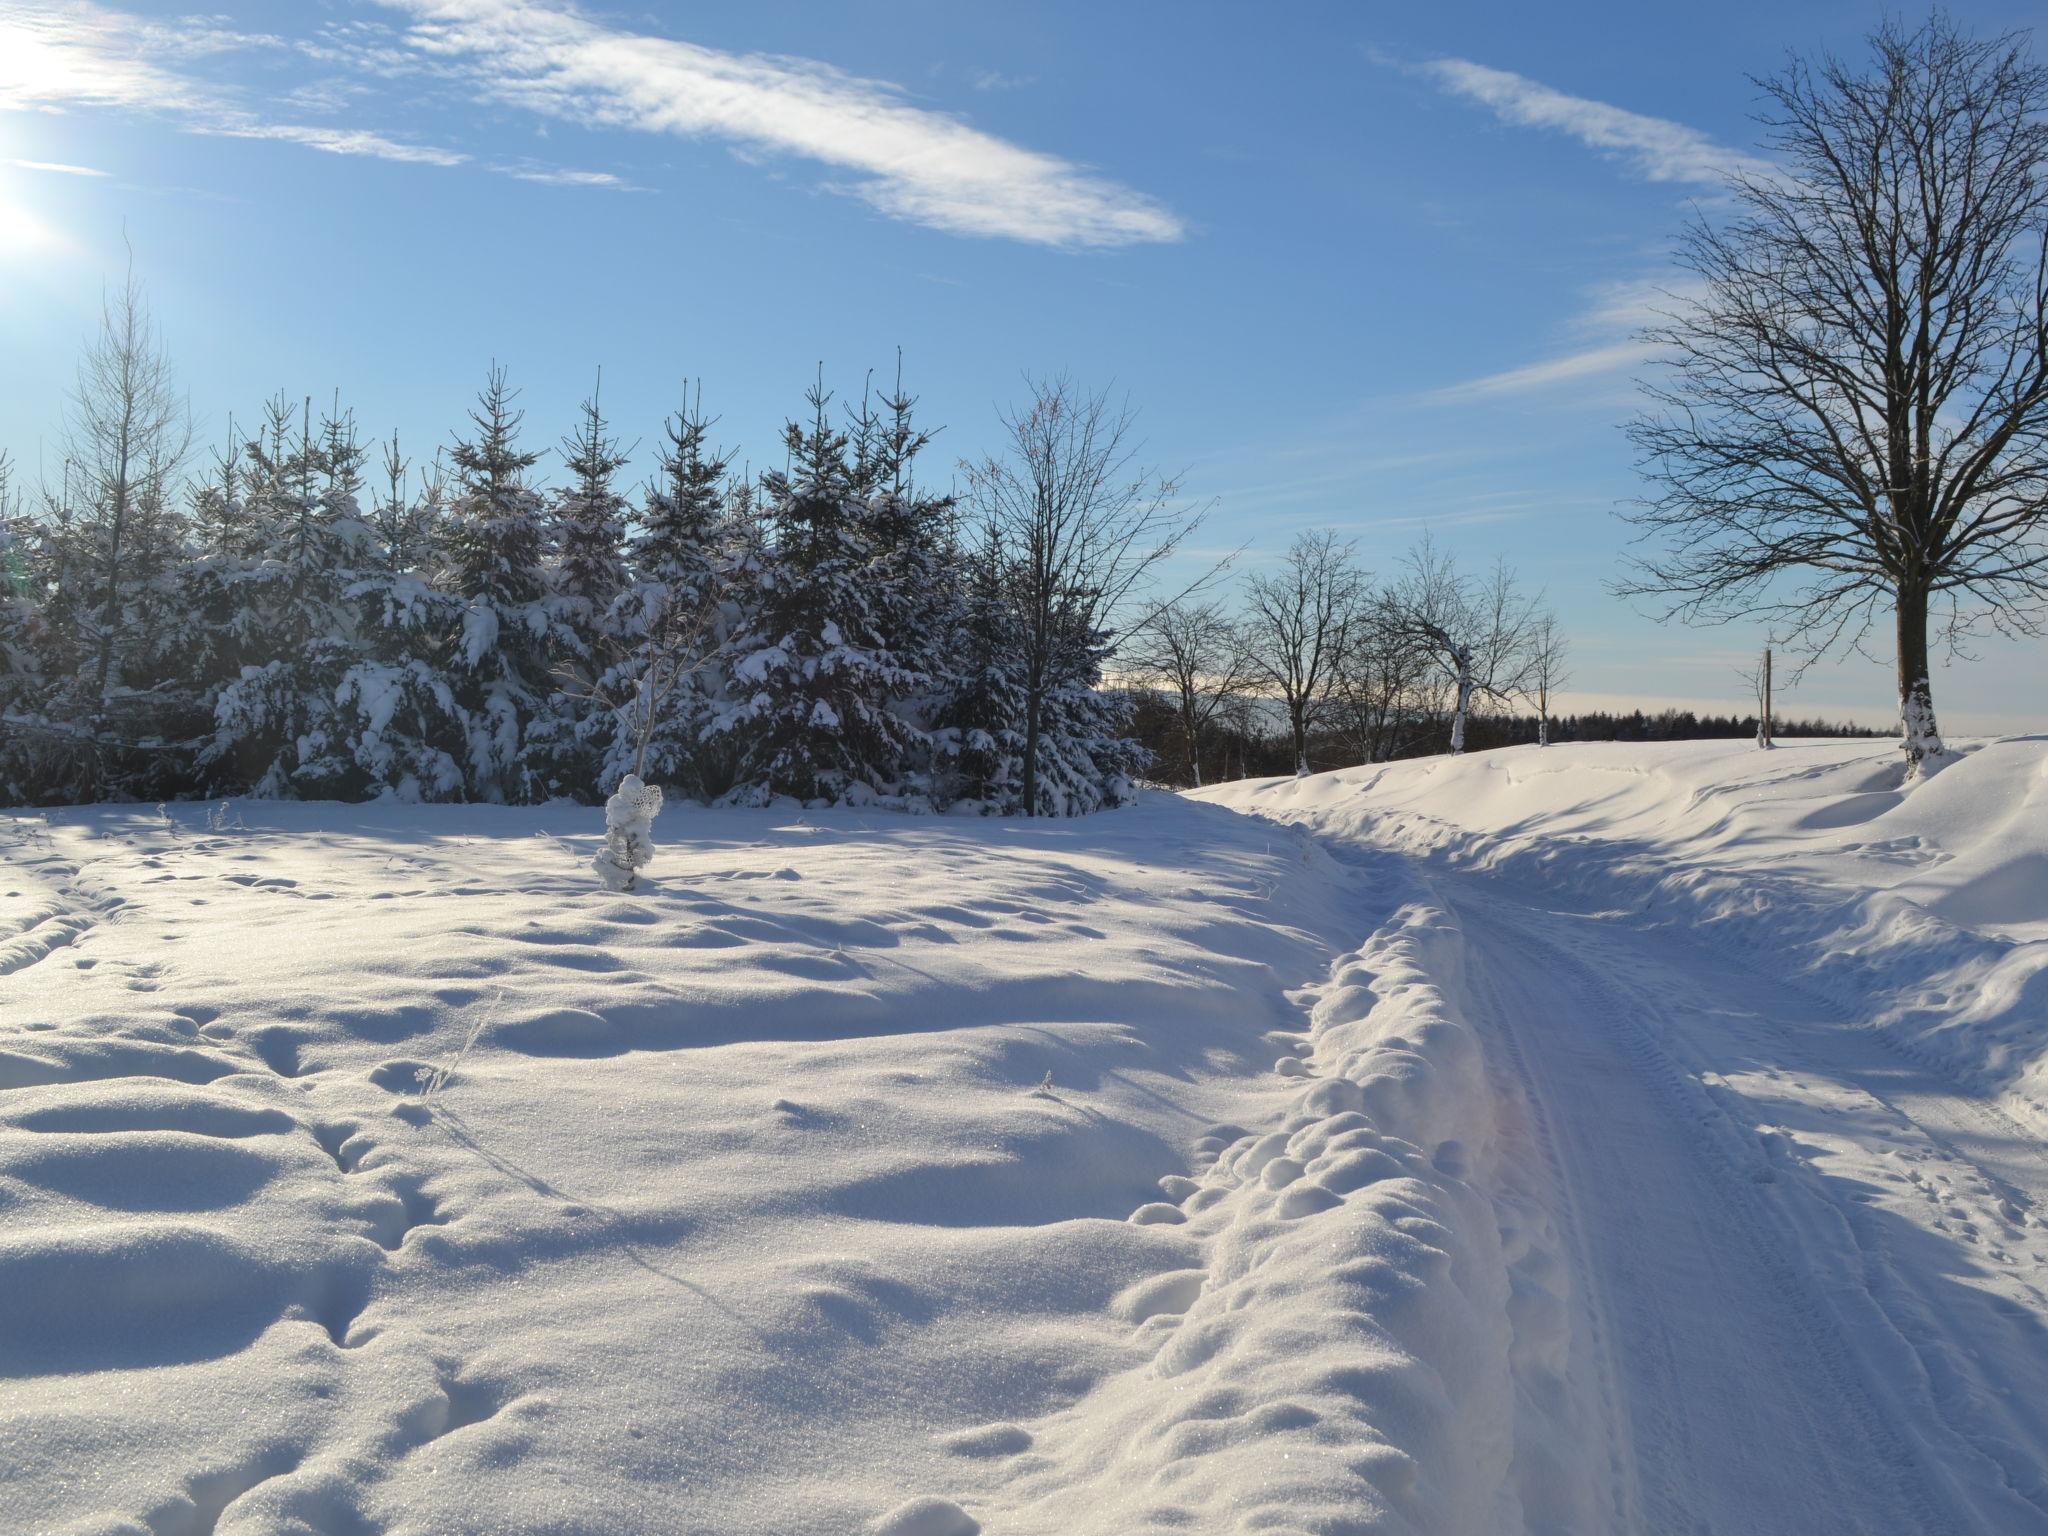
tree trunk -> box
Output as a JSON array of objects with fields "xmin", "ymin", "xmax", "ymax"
[
  {"xmin": 1895, "ymin": 580, "xmax": 1945, "ymax": 773},
  {"xmin": 1449, "ymin": 647, "xmax": 1472, "ymax": 755},
  {"xmin": 1021, "ymin": 685, "xmax": 1043, "ymax": 816}
]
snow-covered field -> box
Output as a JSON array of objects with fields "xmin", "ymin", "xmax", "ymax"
[{"xmin": 6, "ymin": 736, "xmax": 2048, "ymax": 1534}]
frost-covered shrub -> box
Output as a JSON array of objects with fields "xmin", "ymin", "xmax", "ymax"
[{"xmin": 594, "ymin": 774, "xmax": 663, "ymax": 891}]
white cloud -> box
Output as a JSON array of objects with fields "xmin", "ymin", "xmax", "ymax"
[
  {"xmin": 0, "ymin": 1, "xmax": 463, "ymax": 166},
  {"xmin": 376, "ymin": 0, "xmax": 1182, "ymax": 247},
  {"xmin": 1430, "ymin": 340, "xmax": 1652, "ymax": 402},
  {"xmin": 201, "ymin": 120, "xmax": 468, "ymax": 166},
  {"xmin": 3, "ymin": 155, "xmax": 109, "ymax": 175},
  {"xmin": 495, "ymin": 160, "xmax": 631, "ymax": 188},
  {"xmin": 1414, "ymin": 57, "xmax": 1771, "ymax": 186},
  {"xmin": 1427, "ymin": 276, "xmax": 1709, "ymax": 404}
]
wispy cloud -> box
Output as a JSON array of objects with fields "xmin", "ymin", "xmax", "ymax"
[
  {"xmin": 3, "ymin": 155, "xmax": 109, "ymax": 176},
  {"xmin": 376, "ymin": 0, "xmax": 1181, "ymax": 246},
  {"xmin": 971, "ymin": 69, "xmax": 1037, "ymax": 94},
  {"xmin": 1431, "ymin": 340, "xmax": 1650, "ymax": 402},
  {"xmin": 1427, "ymin": 276, "xmax": 1704, "ymax": 404},
  {"xmin": 1411, "ymin": 57, "xmax": 1770, "ymax": 186},
  {"xmin": 0, "ymin": 0, "xmax": 1178, "ymax": 243},
  {"xmin": 0, "ymin": 1, "xmax": 464, "ymax": 166},
  {"xmin": 495, "ymin": 159, "xmax": 632, "ymax": 189},
  {"xmin": 201, "ymin": 120, "xmax": 467, "ymax": 166}
]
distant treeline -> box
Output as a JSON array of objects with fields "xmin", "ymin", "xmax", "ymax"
[{"xmin": 1126, "ymin": 695, "xmax": 1891, "ymax": 788}]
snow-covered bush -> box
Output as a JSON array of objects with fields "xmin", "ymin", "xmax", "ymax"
[{"xmin": 594, "ymin": 774, "xmax": 663, "ymax": 891}]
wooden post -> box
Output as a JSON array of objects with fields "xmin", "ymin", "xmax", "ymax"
[{"xmin": 1762, "ymin": 647, "xmax": 1773, "ymax": 748}]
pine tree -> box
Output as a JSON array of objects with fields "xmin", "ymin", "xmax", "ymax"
[
  {"xmin": 614, "ymin": 382, "xmax": 732, "ymax": 795},
  {"xmin": 531, "ymin": 379, "xmax": 631, "ymax": 797},
  {"xmin": 854, "ymin": 358, "xmax": 956, "ymax": 795},
  {"xmin": 443, "ymin": 364, "xmax": 554, "ymax": 801},
  {"xmin": 933, "ymin": 522, "xmax": 1029, "ymax": 809},
  {"xmin": 722, "ymin": 376, "xmax": 923, "ymax": 804},
  {"xmin": 551, "ymin": 378, "xmax": 630, "ymax": 647},
  {"xmin": 337, "ymin": 433, "xmax": 468, "ymax": 801},
  {"xmin": 197, "ymin": 396, "xmax": 368, "ymax": 797}
]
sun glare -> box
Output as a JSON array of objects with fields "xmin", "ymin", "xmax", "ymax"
[{"xmin": 0, "ymin": 190, "xmax": 61, "ymax": 260}]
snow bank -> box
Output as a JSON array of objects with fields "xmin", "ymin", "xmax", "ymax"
[
  {"xmin": 1199, "ymin": 737, "xmax": 2048, "ymax": 1119},
  {"xmin": 982, "ymin": 885, "xmax": 1552, "ymax": 1535}
]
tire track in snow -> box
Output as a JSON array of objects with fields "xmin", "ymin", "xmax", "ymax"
[{"xmin": 1434, "ymin": 872, "xmax": 1972, "ymax": 1535}]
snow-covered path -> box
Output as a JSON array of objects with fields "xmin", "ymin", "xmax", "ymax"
[
  {"xmin": 1434, "ymin": 864, "xmax": 2048, "ymax": 1534},
  {"xmin": 1200, "ymin": 739, "xmax": 2048, "ymax": 1535}
]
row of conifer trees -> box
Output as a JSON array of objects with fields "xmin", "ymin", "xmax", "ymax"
[{"xmin": 0, "ymin": 360, "xmax": 1144, "ymax": 812}]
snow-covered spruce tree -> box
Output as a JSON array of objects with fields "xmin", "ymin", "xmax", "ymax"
[
  {"xmin": 932, "ymin": 521, "xmax": 1030, "ymax": 809},
  {"xmin": 201, "ymin": 396, "xmax": 367, "ymax": 798},
  {"xmin": 336, "ymin": 436, "xmax": 469, "ymax": 801},
  {"xmin": 442, "ymin": 364, "xmax": 557, "ymax": 802},
  {"xmin": 852, "ymin": 360, "xmax": 959, "ymax": 798},
  {"xmin": 612, "ymin": 383, "xmax": 733, "ymax": 797},
  {"xmin": 529, "ymin": 381, "xmax": 631, "ymax": 799},
  {"xmin": 721, "ymin": 379, "xmax": 926, "ymax": 806}
]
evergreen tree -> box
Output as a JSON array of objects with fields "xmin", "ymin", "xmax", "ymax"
[
  {"xmin": 614, "ymin": 382, "xmax": 732, "ymax": 795},
  {"xmin": 933, "ymin": 523, "xmax": 1029, "ymax": 808},
  {"xmin": 531, "ymin": 380, "xmax": 631, "ymax": 797},
  {"xmin": 443, "ymin": 364, "xmax": 554, "ymax": 801},
  {"xmin": 338, "ymin": 433, "xmax": 468, "ymax": 801},
  {"xmin": 201, "ymin": 396, "xmax": 366, "ymax": 797},
  {"xmin": 722, "ymin": 377, "xmax": 923, "ymax": 804},
  {"xmin": 854, "ymin": 359, "xmax": 957, "ymax": 794}
]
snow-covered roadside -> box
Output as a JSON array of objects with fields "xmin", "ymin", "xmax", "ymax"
[
  {"xmin": 0, "ymin": 793, "xmax": 1531, "ymax": 1536},
  {"xmin": 1200, "ymin": 738, "xmax": 2048, "ymax": 1122},
  {"xmin": 1201, "ymin": 737, "xmax": 2048, "ymax": 1532},
  {"xmin": 982, "ymin": 886, "xmax": 1554, "ymax": 1536}
]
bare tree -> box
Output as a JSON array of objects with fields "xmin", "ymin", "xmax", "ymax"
[
  {"xmin": 1521, "ymin": 610, "xmax": 1571, "ymax": 747},
  {"xmin": 1243, "ymin": 529, "xmax": 1365, "ymax": 776},
  {"xmin": 1127, "ymin": 598, "xmax": 1250, "ymax": 786},
  {"xmin": 60, "ymin": 256, "xmax": 190, "ymax": 715},
  {"xmin": 1332, "ymin": 591, "xmax": 1432, "ymax": 764},
  {"xmin": 1621, "ymin": 17, "xmax": 2048, "ymax": 775},
  {"xmin": 965, "ymin": 375, "xmax": 1198, "ymax": 814},
  {"xmin": 1387, "ymin": 536, "xmax": 1535, "ymax": 754}
]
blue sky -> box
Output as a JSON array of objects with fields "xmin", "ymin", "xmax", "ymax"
[{"xmin": 2, "ymin": 0, "xmax": 2043, "ymax": 733}]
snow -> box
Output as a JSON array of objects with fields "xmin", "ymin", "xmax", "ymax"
[
  {"xmin": 7, "ymin": 735, "xmax": 2048, "ymax": 1533},
  {"xmin": 1198, "ymin": 735, "xmax": 2048, "ymax": 1531}
]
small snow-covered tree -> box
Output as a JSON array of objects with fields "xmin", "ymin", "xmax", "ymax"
[{"xmin": 594, "ymin": 774, "xmax": 662, "ymax": 892}]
